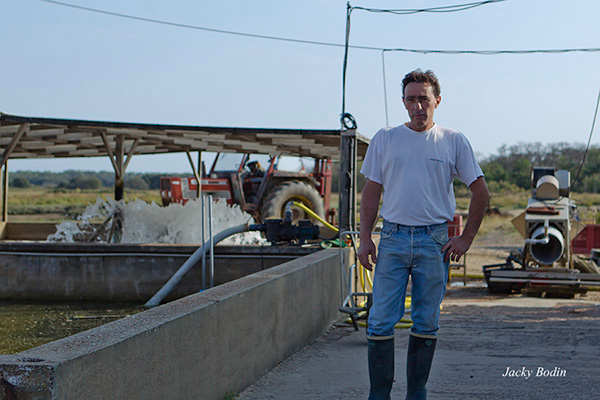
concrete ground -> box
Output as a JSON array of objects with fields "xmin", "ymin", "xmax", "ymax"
[{"xmin": 238, "ymin": 286, "xmax": 600, "ymax": 400}]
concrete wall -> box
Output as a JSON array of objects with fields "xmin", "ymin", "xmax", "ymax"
[
  {"xmin": 0, "ymin": 248, "xmax": 345, "ymax": 400},
  {"xmin": 0, "ymin": 243, "xmax": 318, "ymax": 301},
  {"xmin": 0, "ymin": 222, "xmax": 58, "ymax": 241}
]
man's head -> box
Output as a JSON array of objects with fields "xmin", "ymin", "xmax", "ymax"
[
  {"xmin": 402, "ymin": 69, "xmax": 441, "ymax": 98},
  {"xmin": 402, "ymin": 69, "xmax": 441, "ymax": 132}
]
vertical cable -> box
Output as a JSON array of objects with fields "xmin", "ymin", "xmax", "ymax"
[
  {"xmin": 381, "ymin": 50, "xmax": 390, "ymax": 127},
  {"xmin": 571, "ymin": 86, "xmax": 600, "ymax": 190},
  {"xmin": 341, "ymin": 3, "xmax": 352, "ymax": 123}
]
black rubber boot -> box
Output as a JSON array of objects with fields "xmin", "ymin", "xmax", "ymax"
[
  {"xmin": 405, "ymin": 335, "xmax": 437, "ymax": 400},
  {"xmin": 367, "ymin": 338, "xmax": 395, "ymax": 400}
]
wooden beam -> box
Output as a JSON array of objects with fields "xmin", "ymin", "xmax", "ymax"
[
  {"xmin": 98, "ymin": 130, "xmax": 121, "ymax": 179},
  {"xmin": 123, "ymin": 137, "xmax": 140, "ymax": 173},
  {"xmin": 0, "ymin": 123, "xmax": 29, "ymax": 170},
  {"xmin": 1, "ymin": 162, "xmax": 8, "ymax": 222},
  {"xmin": 114, "ymin": 135, "xmax": 125, "ymax": 201},
  {"xmin": 186, "ymin": 151, "xmax": 202, "ymax": 198}
]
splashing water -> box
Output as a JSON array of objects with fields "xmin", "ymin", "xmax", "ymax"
[{"xmin": 47, "ymin": 197, "xmax": 265, "ymax": 245}]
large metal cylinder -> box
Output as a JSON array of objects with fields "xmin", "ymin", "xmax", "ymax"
[
  {"xmin": 530, "ymin": 226, "xmax": 564, "ymax": 265},
  {"xmin": 535, "ymin": 175, "xmax": 560, "ymax": 200}
]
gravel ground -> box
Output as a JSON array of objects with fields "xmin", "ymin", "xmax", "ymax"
[
  {"xmin": 238, "ymin": 218, "xmax": 600, "ymax": 400},
  {"xmin": 238, "ymin": 291, "xmax": 600, "ymax": 400}
]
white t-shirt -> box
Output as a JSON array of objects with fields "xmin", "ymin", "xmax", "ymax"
[{"xmin": 360, "ymin": 123, "xmax": 483, "ymax": 226}]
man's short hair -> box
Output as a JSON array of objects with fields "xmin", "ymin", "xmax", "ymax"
[{"xmin": 402, "ymin": 69, "xmax": 441, "ymax": 98}]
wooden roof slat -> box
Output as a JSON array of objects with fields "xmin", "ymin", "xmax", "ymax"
[
  {"xmin": 26, "ymin": 128, "xmax": 66, "ymax": 137},
  {"xmin": 45, "ymin": 144, "xmax": 79, "ymax": 154}
]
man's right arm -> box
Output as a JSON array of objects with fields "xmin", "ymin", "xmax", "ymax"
[{"xmin": 357, "ymin": 179, "xmax": 383, "ymax": 271}]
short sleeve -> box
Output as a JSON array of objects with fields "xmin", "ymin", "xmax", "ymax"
[
  {"xmin": 455, "ymin": 133, "xmax": 484, "ymax": 187},
  {"xmin": 360, "ymin": 130, "xmax": 383, "ymax": 184}
]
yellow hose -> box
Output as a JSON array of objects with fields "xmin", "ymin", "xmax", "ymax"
[
  {"xmin": 290, "ymin": 201, "xmax": 439, "ymax": 331},
  {"xmin": 450, "ymin": 272, "xmax": 485, "ymax": 279},
  {"xmin": 291, "ymin": 200, "xmax": 374, "ymax": 290},
  {"xmin": 345, "ymin": 300, "xmax": 414, "ymax": 329},
  {"xmin": 358, "ymin": 264, "xmax": 374, "ymax": 291},
  {"xmin": 292, "ymin": 201, "xmax": 338, "ymax": 233}
]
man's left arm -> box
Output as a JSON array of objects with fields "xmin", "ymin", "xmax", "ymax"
[{"xmin": 442, "ymin": 176, "xmax": 489, "ymax": 262}]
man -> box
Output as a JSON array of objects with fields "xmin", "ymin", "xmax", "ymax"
[{"xmin": 357, "ymin": 69, "xmax": 489, "ymax": 400}]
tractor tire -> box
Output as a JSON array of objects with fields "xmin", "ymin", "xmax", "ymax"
[{"xmin": 261, "ymin": 180, "xmax": 325, "ymax": 224}]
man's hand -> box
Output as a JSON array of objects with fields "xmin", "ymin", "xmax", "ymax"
[
  {"xmin": 358, "ymin": 236, "xmax": 377, "ymax": 271},
  {"xmin": 441, "ymin": 235, "xmax": 472, "ymax": 263},
  {"xmin": 358, "ymin": 180, "xmax": 383, "ymax": 271},
  {"xmin": 443, "ymin": 176, "xmax": 489, "ymax": 263}
]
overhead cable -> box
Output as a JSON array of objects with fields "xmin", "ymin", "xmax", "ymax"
[
  {"xmin": 383, "ymin": 47, "xmax": 600, "ymax": 54},
  {"xmin": 352, "ymin": 0, "xmax": 507, "ymax": 15},
  {"xmin": 37, "ymin": 0, "xmax": 600, "ymax": 55}
]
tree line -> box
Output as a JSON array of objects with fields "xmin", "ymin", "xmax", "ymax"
[
  {"xmin": 480, "ymin": 142, "xmax": 600, "ymax": 193},
  {"xmin": 7, "ymin": 142, "xmax": 600, "ymax": 193},
  {"xmin": 333, "ymin": 142, "xmax": 600, "ymax": 194},
  {"xmin": 9, "ymin": 170, "xmax": 166, "ymax": 190}
]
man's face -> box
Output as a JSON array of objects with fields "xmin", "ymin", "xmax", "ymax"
[{"xmin": 402, "ymin": 82, "xmax": 441, "ymax": 132}]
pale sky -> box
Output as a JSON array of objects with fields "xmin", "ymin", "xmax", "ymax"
[{"xmin": 2, "ymin": 0, "xmax": 600, "ymax": 173}]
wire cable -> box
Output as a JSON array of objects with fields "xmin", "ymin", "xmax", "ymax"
[
  {"xmin": 381, "ymin": 51, "xmax": 389, "ymax": 127},
  {"xmin": 37, "ymin": 0, "xmax": 347, "ymax": 49},
  {"xmin": 37, "ymin": 0, "xmax": 600, "ymax": 55},
  {"xmin": 342, "ymin": 3, "xmax": 352, "ymax": 124},
  {"xmin": 352, "ymin": 0, "xmax": 506, "ymax": 15},
  {"xmin": 570, "ymin": 87, "xmax": 600, "ymax": 191},
  {"xmin": 384, "ymin": 47, "xmax": 600, "ymax": 54}
]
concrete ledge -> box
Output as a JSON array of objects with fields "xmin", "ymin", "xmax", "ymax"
[
  {"xmin": 0, "ymin": 243, "xmax": 319, "ymax": 301},
  {"xmin": 0, "ymin": 248, "xmax": 345, "ymax": 400}
]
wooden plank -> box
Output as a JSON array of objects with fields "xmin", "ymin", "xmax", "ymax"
[
  {"xmin": 490, "ymin": 270, "xmax": 600, "ymax": 281},
  {"xmin": 45, "ymin": 144, "xmax": 78, "ymax": 154},
  {"xmin": 20, "ymin": 140, "xmax": 55, "ymax": 148},
  {"xmin": 270, "ymin": 138, "xmax": 317, "ymax": 145},
  {"xmin": 0, "ymin": 126, "xmax": 21, "ymax": 135},
  {"xmin": 25, "ymin": 128, "xmax": 66, "ymax": 137}
]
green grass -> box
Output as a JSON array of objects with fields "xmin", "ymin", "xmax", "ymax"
[
  {"xmin": 5, "ymin": 186, "xmax": 600, "ymax": 225},
  {"xmin": 5, "ymin": 187, "xmax": 161, "ymax": 221}
]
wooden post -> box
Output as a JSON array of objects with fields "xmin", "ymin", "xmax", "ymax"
[
  {"xmin": 198, "ymin": 151, "xmax": 202, "ymax": 198},
  {"xmin": 338, "ymin": 129, "xmax": 357, "ymax": 234},
  {"xmin": 114, "ymin": 136, "xmax": 125, "ymax": 201},
  {"xmin": 186, "ymin": 151, "xmax": 202, "ymax": 199},
  {"xmin": 1, "ymin": 161, "xmax": 8, "ymax": 222}
]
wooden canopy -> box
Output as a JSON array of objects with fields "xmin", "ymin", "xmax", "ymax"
[{"xmin": 0, "ymin": 113, "xmax": 369, "ymax": 165}]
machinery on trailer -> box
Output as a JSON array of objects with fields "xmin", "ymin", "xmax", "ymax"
[
  {"xmin": 484, "ymin": 166, "xmax": 600, "ymax": 297},
  {"xmin": 160, "ymin": 152, "xmax": 333, "ymax": 224}
]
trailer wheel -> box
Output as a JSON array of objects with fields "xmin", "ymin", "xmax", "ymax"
[{"xmin": 261, "ymin": 181, "xmax": 324, "ymax": 224}]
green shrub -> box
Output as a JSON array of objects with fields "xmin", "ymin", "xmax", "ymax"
[{"xmin": 11, "ymin": 177, "xmax": 31, "ymax": 188}]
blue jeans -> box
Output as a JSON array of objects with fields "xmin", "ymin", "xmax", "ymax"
[{"xmin": 367, "ymin": 220, "xmax": 449, "ymax": 339}]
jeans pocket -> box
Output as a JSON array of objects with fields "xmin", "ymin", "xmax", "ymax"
[
  {"xmin": 428, "ymin": 226, "xmax": 448, "ymax": 247},
  {"xmin": 379, "ymin": 228, "xmax": 393, "ymax": 240}
]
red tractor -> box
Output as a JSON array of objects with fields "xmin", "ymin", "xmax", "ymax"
[{"xmin": 160, "ymin": 153, "xmax": 333, "ymax": 224}]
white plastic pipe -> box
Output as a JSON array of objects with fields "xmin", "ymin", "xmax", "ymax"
[{"xmin": 145, "ymin": 224, "xmax": 247, "ymax": 308}]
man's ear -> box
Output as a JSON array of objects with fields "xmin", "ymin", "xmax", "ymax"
[{"xmin": 435, "ymin": 96, "xmax": 442, "ymax": 108}]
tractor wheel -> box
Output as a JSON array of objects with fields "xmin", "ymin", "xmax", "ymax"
[{"xmin": 261, "ymin": 180, "xmax": 325, "ymax": 224}]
